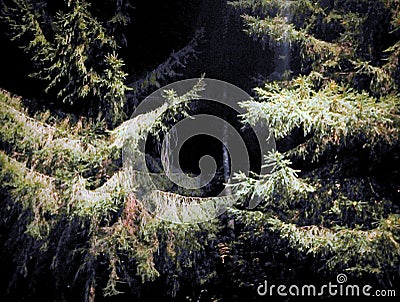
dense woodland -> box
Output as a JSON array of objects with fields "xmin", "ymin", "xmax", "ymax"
[{"xmin": 0, "ymin": 0, "xmax": 399, "ymax": 301}]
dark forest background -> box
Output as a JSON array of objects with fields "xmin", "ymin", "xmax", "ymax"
[
  {"xmin": 0, "ymin": 0, "xmax": 399, "ymax": 301},
  {"xmin": 0, "ymin": 0, "xmax": 273, "ymax": 102}
]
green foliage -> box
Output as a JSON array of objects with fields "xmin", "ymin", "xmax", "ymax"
[
  {"xmin": 1, "ymin": 0, "xmax": 130, "ymax": 125},
  {"xmin": 225, "ymin": 0, "xmax": 400, "ymax": 292},
  {"xmin": 129, "ymin": 29, "xmax": 205, "ymax": 105},
  {"xmin": 0, "ymin": 0, "xmax": 399, "ymax": 300},
  {"xmin": 112, "ymin": 77, "xmax": 205, "ymax": 153},
  {"xmin": 0, "ymin": 151, "xmax": 60, "ymax": 238},
  {"xmin": 268, "ymin": 214, "xmax": 400, "ymax": 274},
  {"xmin": 232, "ymin": 151, "xmax": 315, "ymax": 208},
  {"xmin": 240, "ymin": 76, "xmax": 399, "ymax": 161},
  {"xmin": 0, "ymin": 80, "xmax": 222, "ymax": 300},
  {"xmin": 230, "ymin": 207, "xmax": 400, "ymax": 276},
  {"xmin": 1, "ymin": 0, "xmax": 205, "ymax": 125},
  {"xmin": 231, "ymin": 0, "xmax": 400, "ymax": 94},
  {"xmin": 0, "ymin": 90, "xmax": 114, "ymax": 180}
]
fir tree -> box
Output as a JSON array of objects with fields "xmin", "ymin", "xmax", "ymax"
[
  {"xmin": 225, "ymin": 0, "xmax": 400, "ymax": 291},
  {"xmin": 0, "ymin": 0, "xmax": 399, "ymax": 301}
]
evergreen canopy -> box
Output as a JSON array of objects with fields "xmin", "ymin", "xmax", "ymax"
[{"xmin": 0, "ymin": 0, "xmax": 399, "ymax": 301}]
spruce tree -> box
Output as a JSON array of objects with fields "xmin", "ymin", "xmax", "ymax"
[
  {"xmin": 1, "ymin": 0, "xmax": 130, "ymax": 125},
  {"xmin": 224, "ymin": 0, "xmax": 400, "ymax": 291},
  {"xmin": 0, "ymin": 0, "xmax": 399, "ymax": 301}
]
